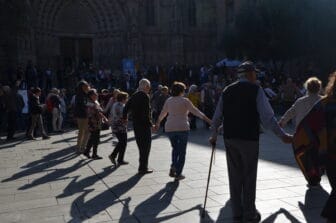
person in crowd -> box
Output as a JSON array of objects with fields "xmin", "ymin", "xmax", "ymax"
[
  {"xmin": 83, "ymin": 89, "xmax": 108, "ymax": 160},
  {"xmin": 279, "ymin": 77, "xmax": 322, "ymax": 129},
  {"xmin": 104, "ymin": 89, "xmax": 121, "ymax": 129},
  {"xmin": 74, "ymin": 81, "xmax": 90, "ymax": 153},
  {"xmin": 98, "ymin": 89, "xmax": 111, "ymax": 110},
  {"xmin": 292, "ymin": 72, "xmax": 336, "ymax": 223},
  {"xmin": 3, "ymin": 80, "xmax": 21, "ymax": 140},
  {"xmin": 280, "ymin": 77, "xmax": 302, "ymax": 112},
  {"xmin": 15, "ymin": 90, "xmax": 25, "ymax": 131},
  {"xmin": 27, "ymin": 87, "xmax": 50, "ymax": 140},
  {"xmin": 155, "ymin": 86, "xmax": 170, "ymax": 131},
  {"xmin": 209, "ymin": 61, "xmax": 293, "ymax": 223},
  {"xmin": 150, "ymin": 85, "xmax": 163, "ymax": 123},
  {"xmin": 187, "ymin": 85, "xmax": 201, "ymax": 130},
  {"xmin": 59, "ymin": 89, "xmax": 67, "ymax": 129},
  {"xmin": 120, "ymin": 73, "xmax": 133, "ymax": 93},
  {"xmin": 123, "ymin": 79, "xmax": 154, "ymax": 175},
  {"xmin": 46, "ymin": 88, "xmax": 63, "ymax": 132},
  {"xmin": 109, "ymin": 91, "xmax": 129, "ymax": 165},
  {"xmin": 263, "ymin": 82, "xmax": 278, "ymax": 101},
  {"xmin": 154, "ymin": 82, "xmax": 212, "ymax": 180},
  {"xmin": 201, "ymin": 82, "xmax": 216, "ymax": 129}
]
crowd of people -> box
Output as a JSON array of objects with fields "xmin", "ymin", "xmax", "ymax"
[{"xmin": 0, "ymin": 60, "xmax": 335, "ymax": 223}]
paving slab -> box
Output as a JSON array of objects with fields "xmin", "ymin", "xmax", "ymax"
[{"xmin": 0, "ymin": 125, "xmax": 332, "ymax": 223}]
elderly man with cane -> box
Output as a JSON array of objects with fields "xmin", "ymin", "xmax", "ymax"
[{"xmin": 209, "ymin": 61, "xmax": 293, "ymax": 223}]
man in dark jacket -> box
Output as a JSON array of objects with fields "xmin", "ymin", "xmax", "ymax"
[
  {"xmin": 27, "ymin": 87, "xmax": 49, "ymax": 140},
  {"xmin": 3, "ymin": 80, "xmax": 21, "ymax": 140},
  {"xmin": 210, "ymin": 61, "xmax": 293, "ymax": 223},
  {"xmin": 123, "ymin": 79, "xmax": 153, "ymax": 174}
]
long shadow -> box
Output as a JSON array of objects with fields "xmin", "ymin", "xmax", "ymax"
[
  {"xmin": 2, "ymin": 146, "xmax": 78, "ymax": 183},
  {"xmin": 0, "ymin": 138, "xmax": 25, "ymax": 149},
  {"xmin": 19, "ymin": 159, "xmax": 91, "ymax": 190},
  {"xmin": 132, "ymin": 181, "xmax": 200, "ymax": 222},
  {"xmin": 262, "ymin": 208, "xmax": 301, "ymax": 223},
  {"xmin": 298, "ymin": 186, "xmax": 329, "ymax": 223},
  {"xmin": 52, "ymin": 136, "xmax": 78, "ymax": 144},
  {"xmin": 197, "ymin": 200, "xmax": 231, "ymax": 223},
  {"xmin": 67, "ymin": 174, "xmax": 143, "ymax": 222},
  {"xmin": 57, "ymin": 166, "xmax": 118, "ymax": 198}
]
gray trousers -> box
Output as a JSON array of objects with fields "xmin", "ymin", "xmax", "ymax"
[
  {"xmin": 28, "ymin": 114, "xmax": 47, "ymax": 137},
  {"xmin": 224, "ymin": 139, "xmax": 259, "ymax": 218}
]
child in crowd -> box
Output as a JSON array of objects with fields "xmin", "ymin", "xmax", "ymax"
[
  {"xmin": 109, "ymin": 91, "xmax": 129, "ymax": 165},
  {"xmin": 83, "ymin": 89, "xmax": 108, "ymax": 160}
]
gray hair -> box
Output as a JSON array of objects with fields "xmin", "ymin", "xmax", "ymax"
[
  {"xmin": 188, "ymin": 85, "xmax": 198, "ymax": 94},
  {"xmin": 138, "ymin": 78, "xmax": 151, "ymax": 91}
]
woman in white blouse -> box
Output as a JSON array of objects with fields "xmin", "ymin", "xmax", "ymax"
[{"xmin": 279, "ymin": 77, "xmax": 322, "ymax": 129}]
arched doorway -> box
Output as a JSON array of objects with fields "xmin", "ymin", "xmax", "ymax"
[
  {"xmin": 35, "ymin": 0, "xmax": 128, "ymax": 72},
  {"xmin": 55, "ymin": 2, "xmax": 96, "ymax": 71}
]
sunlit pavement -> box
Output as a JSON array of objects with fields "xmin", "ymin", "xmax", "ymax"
[{"xmin": 0, "ymin": 124, "xmax": 330, "ymax": 223}]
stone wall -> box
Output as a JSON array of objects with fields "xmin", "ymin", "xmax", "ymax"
[{"xmin": 1, "ymin": 0, "xmax": 233, "ymax": 76}]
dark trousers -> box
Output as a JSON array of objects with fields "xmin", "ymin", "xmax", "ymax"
[
  {"xmin": 224, "ymin": 139, "xmax": 259, "ymax": 219},
  {"xmin": 84, "ymin": 130, "xmax": 100, "ymax": 156},
  {"xmin": 189, "ymin": 114, "xmax": 197, "ymax": 130},
  {"xmin": 7, "ymin": 111, "xmax": 17, "ymax": 139},
  {"xmin": 111, "ymin": 132, "xmax": 127, "ymax": 162},
  {"xmin": 134, "ymin": 125, "xmax": 152, "ymax": 171},
  {"xmin": 321, "ymin": 158, "xmax": 336, "ymax": 221},
  {"xmin": 167, "ymin": 131, "xmax": 189, "ymax": 176}
]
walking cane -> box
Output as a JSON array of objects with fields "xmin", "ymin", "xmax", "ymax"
[{"xmin": 202, "ymin": 141, "xmax": 216, "ymax": 218}]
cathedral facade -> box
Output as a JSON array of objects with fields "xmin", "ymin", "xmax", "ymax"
[{"xmin": 0, "ymin": 0, "xmax": 239, "ymax": 76}]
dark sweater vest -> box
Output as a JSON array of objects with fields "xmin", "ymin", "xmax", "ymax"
[{"xmin": 222, "ymin": 81, "xmax": 260, "ymax": 141}]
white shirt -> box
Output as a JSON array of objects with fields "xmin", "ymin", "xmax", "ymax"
[{"xmin": 280, "ymin": 94, "xmax": 322, "ymax": 129}]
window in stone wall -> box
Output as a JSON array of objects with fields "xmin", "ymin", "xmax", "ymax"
[
  {"xmin": 225, "ymin": 0, "xmax": 235, "ymax": 25},
  {"xmin": 146, "ymin": 0, "xmax": 156, "ymax": 26},
  {"xmin": 188, "ymin": 0, "xmax": 197, "ymax": 27}
]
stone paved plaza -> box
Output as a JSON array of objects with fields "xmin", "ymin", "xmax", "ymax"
[{"xmin": 0, "ymin": 125, "xmax": 331, "ymax": 223}]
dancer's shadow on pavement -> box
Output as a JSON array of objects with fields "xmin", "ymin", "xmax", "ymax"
[
  {"xmin": 262, "ymin": 208, "xmax": 301, "ymax": 223},
  {"xmin": 198, "ymin": 200, "xmax": 231, "ymax": 223},
  {"xmin": 57, "ymin": 166, "xmax": 118, "ymax": 198},
  {"xmin": 67, "ymin": 174, "xmax": 143, "ymax": 222},
  {"xmin": 2, "ymin": 146, "xmax": 79, "ymax": 185},
  {"xmin": 298, "ymin": 186, "xmax": 329, "ymax": 223},
  {"xmin": 132, "ymin": 181, "xmax": 200, "ymax": 222}
]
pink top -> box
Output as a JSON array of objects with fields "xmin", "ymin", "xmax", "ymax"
[{"xmin": 159, "ymin": 96, "xmax": 205, "ymax": 132}]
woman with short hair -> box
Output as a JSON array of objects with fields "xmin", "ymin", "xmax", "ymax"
[
  {"xmin": 293, "ymin": 73, "xmax": 336, "ymax": 222},
  {"xmin": 279, "ymin": 77, "xmax": 322, "ymax": 129},
  {"xmin": 155, "ymin": 82, "xmax": 212, "ymax": 180}
]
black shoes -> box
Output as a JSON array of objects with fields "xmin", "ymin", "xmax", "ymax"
[
  {"xmin": 118, "ymin": 161, "xmax": 129, "ymax": 165},
  {"xmin": 138, "ymin": 169, "xmax": 154, "ymax": 175},
  {"xmin": 169, "ymin": 168, "xmax": 176, "ymax": 178},
  {"xmin": 27, "ymin": 136, "xmax": 37, "ymax": 140},
  {"xmin": 109, "ymin": 155, "xmax": 117, "ymax": 165},
  {"xmin": 175, "ymin": 175, "xmax": 185, "ymax": 181},
  {"xmin": 83, "ymin": 152, "xmax": 91, "ymax": 159},
  {"xmin": 42, "ymin": 135, "xmax": 50, "ymax": 140},
  {"xmin": 92, "ymin": 155, "xmax": 103, "ymax": 160}
]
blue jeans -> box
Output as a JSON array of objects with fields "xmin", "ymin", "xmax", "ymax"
[{"xmin": 167, "ymin": 131, "xmax": 189, "ymax": 176}]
